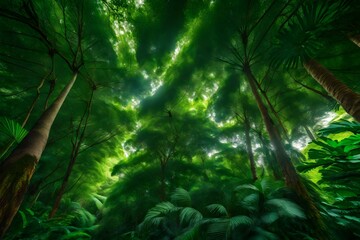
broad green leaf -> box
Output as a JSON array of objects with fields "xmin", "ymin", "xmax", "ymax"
[
  {"xmin": 179, "ymin": 207, "xmax": 203, "ymax": 226},
  {"xmin": 206, "ymin": 204, "xmax": 228, "ymax": 217},
  {"xmin": 171, "ymin": 188, "xmax": 192, "ymax": 207}
]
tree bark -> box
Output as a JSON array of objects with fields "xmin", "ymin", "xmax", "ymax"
[
  {"xmin": 243, "ymin": 112, "xmax": 257, "ymax": 181},
  {"xmin": 243, "ymin": 64, "xmax": 327, "ymax": 240},
  {"xmin": 48, "ymin": 155, "xmax": 76, "ymax": 219},
  {"xmin": 48, "ymin": 89, "xmax": 94, "ymax": 219},
  {"xmin": 0, "ymin": 72, "xmax": 78, "ymax": 238},
  {"xmin": 303, "ymin": 59, "xmax": 360, "ymax": 122},
  {"xmin": 254, "ymin": 80, "xmax": 290, "ymax": 141}
]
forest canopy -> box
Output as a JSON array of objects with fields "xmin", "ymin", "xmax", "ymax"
[{"xmin": 0, "ymin": 0, "xmax": 360, "ymax": 239}]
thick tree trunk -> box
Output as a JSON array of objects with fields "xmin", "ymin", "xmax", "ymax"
[
  {"xmin": 243, "ymin": 64, "xmax": 327, "ymax": 240},
  {"xmin": 304, "ymin": 59, "xmax": 360, "ymax": 122},
  {"xmin": 0, "ymin": 72, "xmax": 78, "ymax": 238},
  {"xmin": 243, "ymin": 113, "xmax": 257, "ymax": 181}
]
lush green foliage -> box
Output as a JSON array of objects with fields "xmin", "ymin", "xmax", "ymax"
[{"xmin": 1, "ymin": 0, "xmax": 360, "ymax": 239}]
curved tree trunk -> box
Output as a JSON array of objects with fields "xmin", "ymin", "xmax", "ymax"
[
  {"xmin": 0, "ymin": 72, "xmax": 78, "ymax": 238},
  {"xmin": 304, "ymin": 59, "xmax": 360, "ymax": 122},
  {"xmin": 243, "ymin": 64, "xmax": 327, "ymax": 240}
]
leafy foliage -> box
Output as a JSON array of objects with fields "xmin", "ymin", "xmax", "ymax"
[
  {"xmin": 1, "ymin": 0, "xmax": 360, "ymax": 239},
  {"xmin": 299, "ymin": 119, "xmax": 360, "ymax": 238}
]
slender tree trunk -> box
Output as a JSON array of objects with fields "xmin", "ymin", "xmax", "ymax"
[
  {"xmin": 303, "ymin": 59, "xmax": 360, "ymax": 122},
  {"xmin": 243, "ymin": 64, "xmax": 327, "ymax": 240},
  {"xmin": 243, "ymin": 112, "xmax": 257, "ymax": 181},
  {"xmin": 303, "ymin": 125, "xmax": 316, "ymax": 141},
  {"xmin": 0, "ymin": 72, "xmax": 78, "ymax": 238},
  {"xmin": 256, "ymin": 130, "xmax": 281, "ymax": 179},
  {"xmin": 0, "ymin": 70, "xmax": 52, "ymax": 161},
  {"xmin": 254, "ymin": 80, "xmax": 290, "ymax": 140},
  {"xmin": 48, "ymin": 89, "xmax": 93, "ymax": 218},
  {"xmin": 48, "ymin": 155, "xmax": 76, "ymax": 218}
]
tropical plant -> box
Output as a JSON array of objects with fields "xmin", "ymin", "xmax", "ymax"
[
  {"xmin": 129, "ymin": 181, "xmax": 308, "ymax": 240},
  {"xmin": 299, "ymin": 119, "xmax": 360, "ymax": 238},
  {"xmin": 273, "ymin": 0, "xmax": 360, "ymax": 122},
  {"xmin": 1, "ymin": 0, "xmax": 360, "ymax": 239}
]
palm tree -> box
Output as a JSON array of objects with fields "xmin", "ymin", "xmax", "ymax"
[
  {"xmin": 48, "ymin": 87, "xmax": 95, "ymax": 219},
  {"xmin": 0, "ymin": 71, "xmax": 78, "ymax": 236},
  {"xmin": 273, "ymin": 0, "xmax": 360, "ymax": 122},
  {"xmin": 220, "ymin": 0, "xmax": 328, "ymax": 238},
  {"xmin": 0, "ymin": 0, "xmax": 103, "ymax": 235}
]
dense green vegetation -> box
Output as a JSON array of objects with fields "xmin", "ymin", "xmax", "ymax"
[{"xmin": 0, "ymin": 0, "xmax": 360, "ymax": 239}]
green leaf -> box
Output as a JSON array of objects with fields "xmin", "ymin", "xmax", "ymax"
[
  {"xmin": 206, "ymin": 204, "xmax": 228, "ymax": 217},
  {"xmin": 228, "ymin": 215, "xmax": 253, "ymax": 230},
  {"xmin": 145, "ymin": 202, "xmax": 177, "ymax": 220},
  {"xmin": 0, "ymin": 117, "xmax": 28, "ymax": 143},
  {"xmin": 18, "ymin": 210, "xmax": 27, "ymax": 228},
  {"xmin": 206, "ymin": 219, "xmax": 228, "ymax": 240},
  {"xmin": 265, "ymin": 198, "xmax": 305, "ymax": 219},
  {"xmin": 318, "ymin": 120, "xmax": 360, "ymax": 135},
  {"xmin": 175, "ymin": 224, "xmax": 201, "ymax": 240},
  {"xmin": 179, "ymin": 207, "xmax": 203, "ymax": 226},
  {"xmin": 171, "ymin": 188, "xmax": 192, "ymax": 207}
]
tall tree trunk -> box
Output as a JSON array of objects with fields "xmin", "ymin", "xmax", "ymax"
[
  {"xmin": 254, "ymin": 80, "xmax": 290, "ymax": 141},
  {"xmin": 48, "ymin": 155, "xmax": 76, "ymax": 219},
  {"xmin": 303, "ymin": 59, "xmax": 360, "ymax": 122},
  {"xmin": 256, "ymin": 130, "xmax": 281, "ymax": 179},
  {"xmin": 243, "ymin": 64, "xmax": 327, "ymax": 240},
  {"xmin": 48, "ymin": 89, "xmax": 93, "ymax": 219},
  {"xmin": 243, "ymin": 112, "xmax": 257, "ymax": 181},
  {"xmin": 303, "ymin": 125, "xmax": 316, "ymax": 141},
  {"xmin": 0, "ymin": 70, "xmax": 53, "ymax": 161},
  {"xmin": 0, "ymin": 72, "xmax": 78, "ymax": 238}
]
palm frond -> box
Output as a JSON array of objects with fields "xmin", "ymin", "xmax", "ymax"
[
  {"xmin": 228, "ymin": 215, "xmax": 253, "ymax": 231},
  {"xmin": 318, "ymin": 120, "xmax": 360, "ymax": 135},
  {"xmin": 234, "ymin": 184, "xmax": 259, "ymax": 192},
  {"xmin": 265, "ymin": 198, "xmax": 305, "ymax": 219},
  {"xmin": 144, "ymin": 202, "xmax": 178, "ymax": 221},
  {"xmin": 171, "ymin": 188, "xmax": 192, "ymax": 207},
  {"xmin": 179, "ymin": 207, "xmax": 202, "ymax": 226},
  {"xmin": 174, "ymin": 224, "xmax": 201, "ymax": 240},
  {"xmin": 0, "ymin": 116, "xmax": 28, "ymax": 142},
  {"xmin": 206, "ymin": 204, "xmax": 228, "ymax": 217},
  {"xmin": 206, "ymin": 219, "xmax": 228, "ymax": 240}
]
